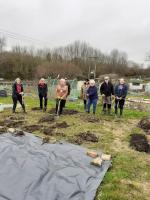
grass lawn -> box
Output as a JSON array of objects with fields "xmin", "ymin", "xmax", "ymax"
[{"xmin": 0, "ymin": 96, "xmax": 150, "ymax": 200}]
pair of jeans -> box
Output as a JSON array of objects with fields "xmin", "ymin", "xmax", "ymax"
[{"xmin": 87, "ymin": 98, "xmax": 97, "ymax": 114}]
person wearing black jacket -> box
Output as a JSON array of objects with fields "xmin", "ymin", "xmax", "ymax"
[
  {"xmin": 38, "ymin": 78, "xmax": 48, "ymax": 111},
  {"xmin": 12, "ymin": 78, "xmax": 26, "ymax": 113},
  {"xmin": 100, "ymin": 76, "xmax": 114, "ymax": 114}
]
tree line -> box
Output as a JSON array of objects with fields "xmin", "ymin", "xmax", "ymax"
[{"xmin": 0, "ymin": 38, "xmax": 150, "ymax": 80}]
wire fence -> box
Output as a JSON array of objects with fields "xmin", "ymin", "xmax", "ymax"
[{"xmin": 0, "ymin": 79, "xmax": 80, "ymax": 100}]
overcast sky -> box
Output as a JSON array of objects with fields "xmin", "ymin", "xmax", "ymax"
[{"xmin": 0, "ymin": 0, "xmax": 150, "ymax": 65}]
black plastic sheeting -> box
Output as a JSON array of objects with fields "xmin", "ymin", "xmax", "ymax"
[{"xmin": 0, "ymin": 133, "xmax": 111, "ymax": 200}]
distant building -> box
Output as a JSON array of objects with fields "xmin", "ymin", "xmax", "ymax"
[{"xmin": 129, "ymin": 79, "xmax": 144, "ymax": 91}]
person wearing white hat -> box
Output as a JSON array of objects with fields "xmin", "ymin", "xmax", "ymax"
[{"xmin": 86, "ymin": 80, "xmax": 98, "ymax": 114}]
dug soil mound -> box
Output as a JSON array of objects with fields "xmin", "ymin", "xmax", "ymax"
[
  {"xmin": 78, "ymin": 131, "xmax": 99, "ymax": 142},
  {"xmin": 49, "ymin": 108, "xmax": 79, "ymax": 115},
  {"xmin": 82, "ymin": 116, "xmax": 100, "ymax": 123},
  {"xmin": 55, "ymin": 121, "xmax": 69, "ymax": 128},
  {"xmin": 130, "ymin": 133, "xmax": 150, "ymax": 153},
  {"xmin": 43, "ymin": 126, "xmax": 65, "ymax": 137},
  {"xmin": 70, "ymin": 131, "xmax": 99, "ymax": 145},
  {"xmin": 39, "ymin": 115, "xmax": 55, "ymax": 123},
  {"xmin": 0, "ymin": 126, "xmax": 7, "ymax": 134},
  {"xmin": 138, "ymin": 117, "xmax": 150, "ymax": 134},
  {"xmin": 23, "ymin": 125, "xmax": 42, "ymax": 132},
  {"xmin": 0, "ymin": 115, "xmax": 25, "ymax": 128},
  {"xmin": 43, "ymin": 127, "xmax": 54, "ymax": 136}
]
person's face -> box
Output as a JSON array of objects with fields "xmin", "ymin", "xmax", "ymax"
[
  {"xmin": 90, "ymin": 82, "xmax": 95, "ymax": 87},
  {"xmin": 105, "ymin": 78, "xmax": 109, "ymax": 83},
  {"xmin": 120, "ymin": 79, "xmax": 125, "ymax": 85},
  {"xmin": 60, "ymin": 80, "xmax": 66, "ymax": 86},
  {"xmin": 16, "ymin": 79, "xmax": 21, "ymax": 84}
]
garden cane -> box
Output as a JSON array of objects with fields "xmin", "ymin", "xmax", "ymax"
[{"xmin": 56, "ymin": 98, "xmax": 61, "ymax": 118}]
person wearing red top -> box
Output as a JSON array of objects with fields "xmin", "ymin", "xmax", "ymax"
[{"xmin": 12, "ymin": 78, "xmax": 26, "ymax": 113}]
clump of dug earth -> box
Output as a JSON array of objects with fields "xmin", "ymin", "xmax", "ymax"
[
  {"xmin": 55, "ymin": 121, "xmax": 69, "ymax": 128},
  {"xmin": 129, "ymin": 133, "xmax": 150, "ymax": 153},
  {"xmin": 23, "ymin": 124, "xmax": 42, "ymax": 133},
  {"xmin": 49, "ymin": 108, "xmax": 79, "ymax": 115},
  {"xmin": 138, "ymin": 117, "xmax": 150, "ymax": 134},
  {"xmin": 0, "ymin": 115, "xmax": 25, "ymax": 128},
  {"xmin": 0, "ymin": 126, "xmax": 7, "ymax": 134},
  {"xmin": 39, "ymin": 115, "xmax": 55, "ymax": 123},
  {"xmin": 78, "ymin": 131, "xmax": 99, "ymax": 142},
  {"xmin": 84, "ymin": 116, "xmax": 100, "ymax": 123},
  {"xmin": 70, "ymin": 131, "xmax": 99, "ymax": 145}
]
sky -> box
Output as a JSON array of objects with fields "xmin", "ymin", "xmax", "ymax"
[{"xmin": 0, "ymin": 0, "xmax": 150, "ymax": 66}]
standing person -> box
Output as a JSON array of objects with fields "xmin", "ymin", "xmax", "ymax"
[
  {"xmin": 12, "ymin": 78, "xmax": 26, "ymax": 113},
  {"xmin": 81, "ymin": 79, "xmax": 89, "ymax": 110},
  {"xmin": 55, "ymin": 79, "xmax": 68, "ymax": 115},
  {"xmin": 100, "ymin": 76, "xmax": 114, "ymax": 114},
  {"xmin": 86, "ymin": 80, "xmax": 98, "ymax": 114},
  {"xmin": 38, "ymin": 78, "xmax": 48, "ymax": 111},
  {"xmin": 114, "ymin": 78, "xmax": 128, "ymax": 117}
]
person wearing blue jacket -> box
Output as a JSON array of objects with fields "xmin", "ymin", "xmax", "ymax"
[
  {"xmin": 114, "ymin": 78, "xmax": 128, "ymax": 117},
  {"xmin": 86, "ymin": 80, "xmax": 98, "ymax": 114}
]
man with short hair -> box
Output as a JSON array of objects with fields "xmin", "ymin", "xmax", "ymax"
[
  {"xmin": 100, "ymin": 76, "xmax": 114, "ymax": 114},
  {"xmin": 114, "ymin": 78, "xmax": 128, "ymax": 117}
]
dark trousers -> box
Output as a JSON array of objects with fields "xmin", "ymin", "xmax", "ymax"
[
  {"xmin": 115, "ymin": 98, "xmax": 125, "ymax": 115},
  {"xmin": 56, "ymin": 99, "xmax": 66, "ymax": 115},
  {"xmin": 83, "ymin": 99, "xmax": 87, "ymax": 110},
  {"xmin": 12, "ymin": 95, "xmax": 25, "ymax": 112},
  {"xmin": 39, "ymin": 94, "xmax": 47, "ymax": 109}
]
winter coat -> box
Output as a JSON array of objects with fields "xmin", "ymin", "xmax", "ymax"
[
  {"xmin": 87, "ymin": 86, "xmax": 98, "ymax": 100},
  {"xmin": 114, "ymin": 84, "xmax": 128, "ymax": 99},
  {"xmin": 12, "ymin": 83, "xmax": 23, "ymax": 98},
  {"xmin": 38, "ymin": 83, "xmax": 48, "ymax": 97},
  {"xmin": 100, "ymin": 82, "xmax": 114, "ymax": 96}
]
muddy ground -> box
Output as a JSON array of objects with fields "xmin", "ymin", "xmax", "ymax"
[
  {"xmin": 49, "ymin": 108, "xmax": 79, "ymax": 115},
  {"xmin": 138, "ymin": 117, "xmax": 150, "ymax": 134},
  {"xmin": 69, "ymin": 131, "xmax": 99, "ymax": 145},
  {"xmin": 129, "ymin": 133, "xmax": 150, "ymax": 153}
]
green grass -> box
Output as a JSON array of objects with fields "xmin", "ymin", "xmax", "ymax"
[{"xmin": 0, "ymin": 96, "xmax": 150, "ymax": 200}]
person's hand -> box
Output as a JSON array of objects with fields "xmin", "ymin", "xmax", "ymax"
[{"xmin": 19, "ymin": 92, "xmax": 24, "ymax": 96}]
